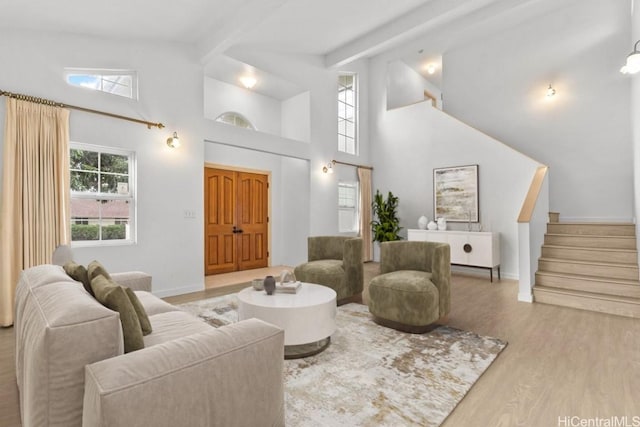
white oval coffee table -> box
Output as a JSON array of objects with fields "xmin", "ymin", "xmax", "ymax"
[{"xmin": 237, "ymin": 283, "xmax": 337, "ymax": 359}]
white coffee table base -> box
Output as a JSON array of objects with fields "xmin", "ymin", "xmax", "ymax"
[{"xmin": 237, "ymin": 283, "xmax": 337, "ymax": 359}]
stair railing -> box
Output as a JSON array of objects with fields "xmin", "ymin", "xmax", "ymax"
[{"xmin": 517, "ymin": 166, "xmax": 549, "ymax": 302}]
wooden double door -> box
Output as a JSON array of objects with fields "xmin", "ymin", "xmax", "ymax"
[{"xmin": 204, "ymin": 167, "xmax": 269, "ymax": 275}]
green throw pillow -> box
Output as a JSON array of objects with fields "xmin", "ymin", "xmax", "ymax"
[
  {"xmin": 124, "ymin": 287, "xmax": 152, "ymax": 336},
  {"xmin": 87, "ymin": 260, "xmax": 112, "ymax": 282},
  {"xmin": 91, "ymin": 275, "xmax": 144, "ymax": 353},
  {"xmin": 63, "ymin": 261, "xmax": 94, "ymax": 297}
]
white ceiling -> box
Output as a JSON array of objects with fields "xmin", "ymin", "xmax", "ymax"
[
  {"xmin": 234, "ymin": 0, "xmax": 431, "ymax": 55},
  {"xmin": 0, "ymin": 0, "xmax": 255, "ymax": 44},
  {"xmin": 0, "ymin": 0, "xmax": 607, "ymax": 97},
  {"xmin": 0, "ymin": 0, "xmax": 431, "ymax": 54}
]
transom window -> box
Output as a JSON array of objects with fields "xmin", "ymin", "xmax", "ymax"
[
  {"xmin": 70, "ymin": 143, "xmax": 136, "ymax": 245},
  {"xmin": 338, "ymin": 74, "xmax": 358, "ymax": 155},
  {"xmin": 215, "ymin": 112, "xmax": 256, "ymax": 130},
  {"xmin": 65, "ymin": 68, "xmax": 138, "ymax": 100},
  {"xmin": 338, "ymin": 182, "xmax": 359, "ymax": 233}
]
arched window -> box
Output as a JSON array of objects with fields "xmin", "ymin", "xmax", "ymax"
[{"xmin": 215, "ymin": 112, "xmax": 256, "ymax": 130}]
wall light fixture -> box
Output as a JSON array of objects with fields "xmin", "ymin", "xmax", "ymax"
[
  {"xmin": 240, "ymin": 76, "xmax": 257, "ymax": 89},
  {"xmin": 166, "ymin": 132, "xmax": 180, "ymax": 148},
  {"xmin": 620, "ymin": 40, "xmax": 640, "ymax": 75},
  {"xmin": 322, "ymin": 161, "xmax": 335, "ymax": 174},
  {"xmin": 546, "ymin": 84, "xmax": 556, "ymax": 98}
]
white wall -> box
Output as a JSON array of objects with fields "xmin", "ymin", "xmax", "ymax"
[
  {"xmin": 204, "ymin": 77, "xmax": 281, "ymax": 136},
  {"xmin": 225, "ymin": 47, "xmax": 371, "ymax": 237},
  {"xmin": 633, "ymin": 0, "xmax": 640, "ymax": 251},
  {"xmin": 279, "ymin": 156, "xmax": 311, "ymax": 266},
  {"xmin": 281, "ymin": 91, "xmax": 311, "ymax": 143},
  {"xmin": 443, "ymin": 0, "xmax": 633, "ymax": 222},
  {"xmin": 386, "ymin": 60, "xmax": 442, "ymax": 110},
  {"xmin": 0, "ymin": 29, "xmax": 374, "ymax": 299},
  {"xmin": 0, "ymin": 29, "xmax": 205, "ymax": 297},
  {"xmin": 203, "ymin": 141, "xmax": 310, "ymax": 268},
  {"xmin": 369, "ymin": 53, "xmax": 542, "ymax": 278}
]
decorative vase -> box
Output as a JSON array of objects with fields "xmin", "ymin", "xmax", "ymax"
[
  {"xmin": 437, "ymin": 217, "xmax": 447, "ymax": 231},
  {"xmin": 418, "ymin": 216, "xmax": 428, "ymax": 230},
  {"xmin": 427, "ymin": 221, "xmax": 438, "ymax": 230},
  {"xmin": 252, "ymin": 278, "xmax": 264, "ymax": 291},
  {"xmin": 263, "ymin": 275, "xmax": 276, "ymax": 295}
]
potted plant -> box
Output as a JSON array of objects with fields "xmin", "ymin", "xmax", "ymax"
[{"xmin": 371, "ymin": 190, "xmax": 402, "ymax": 243}]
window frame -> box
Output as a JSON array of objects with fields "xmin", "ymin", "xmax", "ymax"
[
  {"xmin": 338, "ymin": 73, "xmax": 358, "ymax": 155},
  {"xmin": 64, "ymin": 68, "xmax": 138, "ymax": 100},
  {"xmin": 338, "ymin": 181, "xmax": 360, "ymax": 233},
  {"xmin": 69, "ymin": 142, "xmax": 137, "ymax": 247},
  {"xmin": 214, "ymin": 111, "xmax": 257, "ymax": 130}
]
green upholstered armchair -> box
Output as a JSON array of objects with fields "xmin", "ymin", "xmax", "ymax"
[
  {"xmin": 294, "ymin": 236, "xmax": 363, "ymax": 305},
  {"xmin": 368, "ymin": 241, "xmax": 451, "ymax": 333}
]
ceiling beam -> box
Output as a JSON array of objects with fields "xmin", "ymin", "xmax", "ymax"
[
  {"xmin": 324, "ymin": 0, "xmax": 500, "ymax": 68},
  {"xmin": 197, "ymin": 0, "xmax": 290, "ymax": 64}
]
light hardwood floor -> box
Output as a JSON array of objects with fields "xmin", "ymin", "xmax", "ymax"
[{"xmin": 2, "ymin": 264, "xmax": 639, "ymax": 426}]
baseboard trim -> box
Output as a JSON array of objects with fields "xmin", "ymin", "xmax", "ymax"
[
  {"xmin": 518, "ymin": 291, "xmax": 533, "ymax": 303},
  {"xmin": 451, "ymin": 265, "xmax": 517, "ymax": 281}
]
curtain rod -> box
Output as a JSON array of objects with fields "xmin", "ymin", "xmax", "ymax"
[
  {"xmin": 331, "ymin": 159, "xmax": 373, "ymax": 170},
  {"xmin": 0, "ymin": 89, "xmax": 164, "ymax": 130}
]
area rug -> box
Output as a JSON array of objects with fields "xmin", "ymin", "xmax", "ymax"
[{"xmin": 179, "ymin": 292, "xmax": 507, "ymax": 427}]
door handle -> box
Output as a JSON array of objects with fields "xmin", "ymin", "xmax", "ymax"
[{"xmin": 232, "ymin": 226, "xmax": 244, "ymax": 234}]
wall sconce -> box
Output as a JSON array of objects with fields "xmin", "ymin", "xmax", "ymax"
[
  {"xmin": 620, "ymin": 40, "xmax": 640, "ymax": 74},
  {"xmin": 546, "ymin": 84, "xmax": 556, "ymax": 98},
  {"xmin": 322, "ymin": 161, "xmax": 335, "ymax": 174},
  {"xmin": 166, "ymin": 132, "xmax": 180, "ymax": 148},
  {"xmin": 426, "ymin": 64, "xmax": 436, "ymax": 75},
  {"xmin": 239, "ymin": 76, "xmax": 257, "ymax": 89}
]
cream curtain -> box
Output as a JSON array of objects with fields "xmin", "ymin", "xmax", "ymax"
[
  {"xmin": 0, "ymin": 98, "xmax": 70, "ymax": 326},
  {"xmin": 357, "ymin": 167, "xmax": 373, "ymax": 262}
]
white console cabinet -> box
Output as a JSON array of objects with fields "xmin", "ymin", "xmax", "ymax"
[{"xmin": 407, "ymin": 229, "xmax": 501, "ymax": 282}]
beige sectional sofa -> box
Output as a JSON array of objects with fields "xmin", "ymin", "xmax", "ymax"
[{"xmin": 15, "ymin": 264, "xmax": 285, "ymax": 427}]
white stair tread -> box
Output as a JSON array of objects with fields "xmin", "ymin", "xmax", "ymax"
[
  {"xmin": 550, "ymin": 222, "xmax": 635, "ymax": 226},
  {"xmin": 536, "ymin": 270, "xmax": 640, "ymax": 286},
  {"xmin": 538, "ymin": 257, "xmax": 638, "ymax": 268},
  {"xmin": 545, "ymin": 233, "xmax": 635, "ymax": 239},
  {"xmin": 534, "ymin": 285, "xmax": 640, "ymax": 304},
  {"xmin": 542, "ymin": 244, "xmax": 637, "ymax": 254}
]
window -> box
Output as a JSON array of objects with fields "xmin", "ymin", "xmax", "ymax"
[
  {"xmin": 70, "ymin": 143, "xmax": 135, "ymax": 245},
  {"xmin": 215, "ymin": 112, "xmax": 256, "ymax": 130},
  {"xmin": 65, "ymin": 68, "xmax": 138, "ymax": 99},
  {"xmin": 338, "ymin": 74, "xmax": 358, "ymax": 154},
  {"xmin": 338, "ymin": 182, "xmax": 359, "ymax": 233}
]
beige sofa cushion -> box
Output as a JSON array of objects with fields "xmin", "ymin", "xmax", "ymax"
[
  {"xmin": 83, "ymin": 319, "xmax": 285, "ymax": 427},
  {"xmin": 111, "ymin": 271, "xmax": 152, "ymax": 292},
  {"xmin": 134, "ymin": 291, "xmax": 178, "ymax": 316},
  {"xmin": 15, "ymin": 265, "xmax": 122, "ymax": 427},
  {"xmin": 143, "ymin": 311, "xmax": 213, "ymax": 347}
]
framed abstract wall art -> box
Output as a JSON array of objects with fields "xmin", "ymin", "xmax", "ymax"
[{"xmin": 433, "ymin": 164, "xmax": 479, "ymax": 222}]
